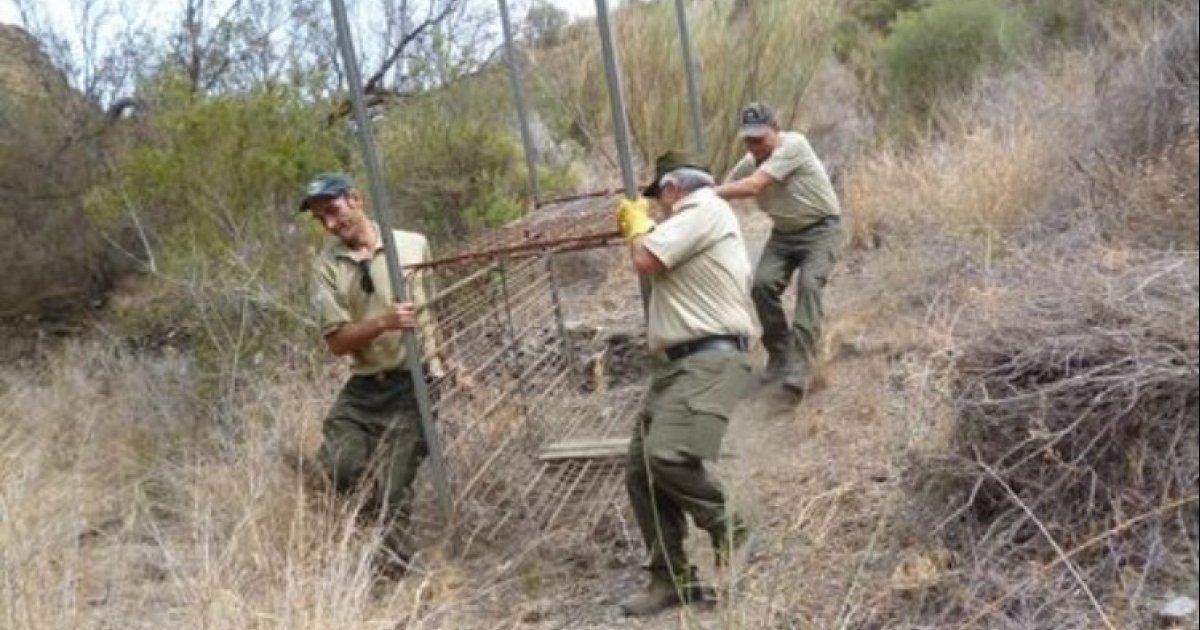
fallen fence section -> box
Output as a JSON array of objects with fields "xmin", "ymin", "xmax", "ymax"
[{"xmin": 407, "ymin": 194, "xmax": 647, "ymax": 560}]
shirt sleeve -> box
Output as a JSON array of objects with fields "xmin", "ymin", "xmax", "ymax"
[
  {"xmin": 759, "ymin": 135, "xmax": 813, "ymax": 182},
  {"xmin": 313, "ymin": 261, "xmax": 350, "ymax": 336},
  {"xmin": 643, "ymin": 204, "xmax": 725, "ymax": 270}
]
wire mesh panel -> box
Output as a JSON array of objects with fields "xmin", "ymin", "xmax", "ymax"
[{"xmin": 405, "ymin": 213, "xmax": 647, "ymax": 557}]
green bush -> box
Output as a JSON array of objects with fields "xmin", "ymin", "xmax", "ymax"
[
  {"xmin": 877, "ymin": 0, "xmax": 1029, "ymax": 119},
  {"xmin": 86, "ymin": 75, "xmax": 344, "ymax": 270},
  {"xmin": 375, "ymin": 80, "xmax": 576, "ymax": 244},
  {"xmin": 81, "ymin": 76, "xmax": 346, "ymax": 394}
]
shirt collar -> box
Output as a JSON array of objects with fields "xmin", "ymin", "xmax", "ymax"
[{"xmin": 671, "ymin": 186, "xmax": 716, "ymax": 213}]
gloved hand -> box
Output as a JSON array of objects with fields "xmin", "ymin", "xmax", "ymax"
[{"xmin": 616, "ymin": 197, "xmax": 655, "ymax": 240}]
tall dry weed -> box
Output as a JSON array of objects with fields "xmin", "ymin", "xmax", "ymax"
[
  {"xmin": 0, "ymin": 343, "xmax": 475, "ymax": 629},
  {"xmin": 530, "ymin": 0, "xmax": 839, "ymax": 177}
]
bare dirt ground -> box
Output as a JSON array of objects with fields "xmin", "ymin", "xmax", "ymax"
[{"xmin": 506, "ymin": 205, "xmax": 933, "ymax": 629}]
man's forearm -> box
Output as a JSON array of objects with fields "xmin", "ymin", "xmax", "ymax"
[
  {"xmin": 325, "ymin": 317, "xmax": 386, "ymax": 356},
  {"xmin": 715, "ymin": 179, "xmax": 760, "ymax": 200},
  {"xmin": 628, "ymin": 237, "xmax": 666, "ymax": 276}
]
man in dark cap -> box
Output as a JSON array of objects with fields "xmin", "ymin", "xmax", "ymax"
[
  {"xmin": 716, "ymin": 103, "xmax": 843, "ymax": 397},
  {"xmin": 301, "ymin": 173, "xmax": 440, "ymax": 576},
  {"xmin": 614, "ymin": 152, "xmax": 759, "ymax": 616}
]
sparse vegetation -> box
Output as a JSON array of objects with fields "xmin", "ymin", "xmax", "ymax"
[
  {"xmin": 1, "ymin": 0, "xmax": 1197, "ymax": 628},
  {"xmin": 877, "ymin": 0, "xmax": 1030, "ymax": 122}
]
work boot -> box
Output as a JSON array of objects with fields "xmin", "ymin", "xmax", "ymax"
[
  {"xmin": 619, "ymin": 572, "xmax": 715, "ymax": 617},
  {"xmin": 757, "ymin": 353, "xmax": 788, "ymax": 385},
  {"xmin": 781, "ymin": 363, "xmax": 808, "ymax": 398},
  {"xmin": 711, "ymin": 518, "xmax": 752, "ymax": 569}
]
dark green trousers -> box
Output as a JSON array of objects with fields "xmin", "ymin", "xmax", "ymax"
[
  {"xmin": 751, "ymin": 219, "xmax": 843, "ymax": 374},
  {"xmin": 319, "ymin": 370, "xmax": 428, "ymax": 554},
  {"xmin": 626, "ymin": 350, "xmax": 751, "ymax": 580}
]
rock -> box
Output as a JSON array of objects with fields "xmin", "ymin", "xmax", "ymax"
[{"xmin": 1157, "ymin": 595, "xmax": 1197, "ymax": 621}]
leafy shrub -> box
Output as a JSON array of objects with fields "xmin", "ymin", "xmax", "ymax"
[
  {"xmin": 375, "ymin": 79, "xmax": 576, "ymax": 244},
  {"xmin": 877, "ymin": 0, "xmax": 1029, "ymax": 119},
  {"xmin": 85, "ymin": 75, "xmax": 344, "ymax": 272}
]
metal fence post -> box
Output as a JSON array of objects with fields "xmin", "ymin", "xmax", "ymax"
[
  {"xmin": 673, "ymin": 0, "xmax": 705, "ymax": 154},
  {"xmin": 592, "ymin": 0, "xmax": 650, "ymax": 317},
  {"xmin": 328, "ymin": 0, "xmax": 454, "ymax": 532},
  {"xmin": 498, "ymin": 0, "xmax": 541, "ymax": 204}
]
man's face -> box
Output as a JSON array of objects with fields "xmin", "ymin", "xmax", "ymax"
[
  {"xmin": 309, "ymin": 191, "xmax": 368, "ymax": 245},
  {"xmin": 655, "ymin": 183, "xmax": 682, "ymax": 216},
  {"xmin": 743, "ymin": 127, "xmax": 780, "ymax": 163}
]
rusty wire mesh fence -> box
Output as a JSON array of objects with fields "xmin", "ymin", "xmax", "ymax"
[{"xmin": 405, "ymin": 195, "xmax": 649, "ymax": 560}]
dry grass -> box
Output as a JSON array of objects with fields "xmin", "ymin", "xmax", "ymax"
[
  {"xmin": 3, "ymin": 3, "xmax": 1197, "ymax": 629},
  {"xmin": 876, "ymin": 250, "xmax": 1199, "ymax": 628},
  {"xmin": 529, "ymin": 0, "xmax": 839, "ymax": 177},
  {"xmin": 0, "ymin": 344, "xmax": 474, "ymax": 629}
]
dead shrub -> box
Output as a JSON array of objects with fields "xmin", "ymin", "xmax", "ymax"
[{"xmin": 895, "ymin": 254, "xmax": 1199, "ymax": 627}]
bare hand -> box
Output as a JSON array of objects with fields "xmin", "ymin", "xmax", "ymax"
[{"xmin": 379, "ymin": 302, "xmax": 417, "ymax": 331}]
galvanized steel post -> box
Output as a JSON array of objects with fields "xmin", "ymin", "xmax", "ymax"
[
  {"xmin": 498, "ymin": 0, "xmax": 540, "ymax": 203},
  {"xmin": 328, "ymin": 0, "xmax": 454, "ymax": 531},
  {"xmin": 673, "ymin": 0, "xmax": 704, "ymax": 154},
  {"xmin": 592, "ymin": 0, "xmax": 650, "ymax": 316}
]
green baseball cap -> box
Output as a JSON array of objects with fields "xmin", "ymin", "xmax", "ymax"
[
  {"xmin": 298, "ymin": 173, "xmax": 353, "ymax": 211},
  {"xmin": 642, "ymin": 150, "xmax": 710, "ymax": 198}
]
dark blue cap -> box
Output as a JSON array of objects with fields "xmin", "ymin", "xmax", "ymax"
[
  {"xmin": 739, "ymin": 102, "xmax": 777, "ymax": 138},
  {"xmin": 298, "ymin": 173, "xmax": 353, "ymax": 211}
]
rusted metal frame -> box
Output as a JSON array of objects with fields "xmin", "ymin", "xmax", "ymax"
[
  {"xmin": 440, "ymin": 343, "xmax": 561, "ymax": 459},
  {"xmin": 451, "ymin": 279, "xmax": 554, "ymax": 375},
  {"xmin": 497, "ymin": 257, "xmax": 526, "ymax": 379},
  {"xmin": 453, "ymin": 426, "xmax": 521, "ymax": 505},
  {"xmin": 423, "ymin": 273, "xmax": 550, "ymax": 360},
  {"xmin": 426, "ymin": 258, "xmax": 541, "ymax": 328},
  {"xmin": 543, "ymin": 253, "xmax": 577, "ymax": 377},
  {"xmin": 581, "ymin": 460, "xmax": 629, "ymax": 534},
  {"xmin": 404, "ymin": 231, "xmax": 623, "ymax": 271},
  {"xmin": 438, "ymin": 329, "xmax": 561, "ymax": 446},
  {"xmin": 543, "ymin": 458, "xmax": 599, "ymax": 529},
  {"xmin": 418, "ymin": 262, "xmax": 498, "ymax": 311},
  {"xmin": 532, "ymin": 187, "xmax": 624, "ymax": 208}
]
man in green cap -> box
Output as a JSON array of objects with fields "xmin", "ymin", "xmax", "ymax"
[
  {"xmin": 301, "ymin": 173, "xmax": 441, "ymax": 576},
  {"xmin": 614, "ymin": 151, "xmax": 759, "ymax": 616},
  {"xmin": 716, "ymin": 103, "xmax": 843, "ymax": 396}
]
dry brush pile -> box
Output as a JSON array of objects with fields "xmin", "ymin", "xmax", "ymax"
[{"xmin": 894, "ymin": 253, "xmax": 1198, "ymax": 628}]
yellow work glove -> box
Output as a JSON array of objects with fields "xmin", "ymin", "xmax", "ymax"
[{"xmin": 616, "ymin": 197, "xmax": 655, "ymax": 240}]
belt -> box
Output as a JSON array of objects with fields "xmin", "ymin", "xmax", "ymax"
[
  {"xmin": 358, "ymin": 364, "xmax": 423, "ymax": 383},
  {"xmin": 664, "ymin": 335, "xmax": 748, "ymax": 362},
  {"xmin": 779, "ymin": 215, "xmax": 840, "ymax": 234}
]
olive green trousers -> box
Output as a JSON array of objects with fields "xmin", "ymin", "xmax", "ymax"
[
  {"xmin": 319, "ymin": 369, "xmax": 428, "ymax": 555},
  {"xmin": 752, "ymin": 219, "xmax": 843, "ymax": 375},
  {"xmin": 626, "ymin": 350, "xmax": 751, "ymax": 579}
]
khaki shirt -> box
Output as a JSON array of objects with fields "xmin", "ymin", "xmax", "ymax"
[
  {"xmin": 728, "ymin": 131, "xmax": 840, "ymax": 232},
  {"xmin": 642, "ymin": 188, "xmax": 760, "ymax": 352},
  {"xmin": 312, "ymin": 225, "xmax": 439, "ymax": 375}
]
